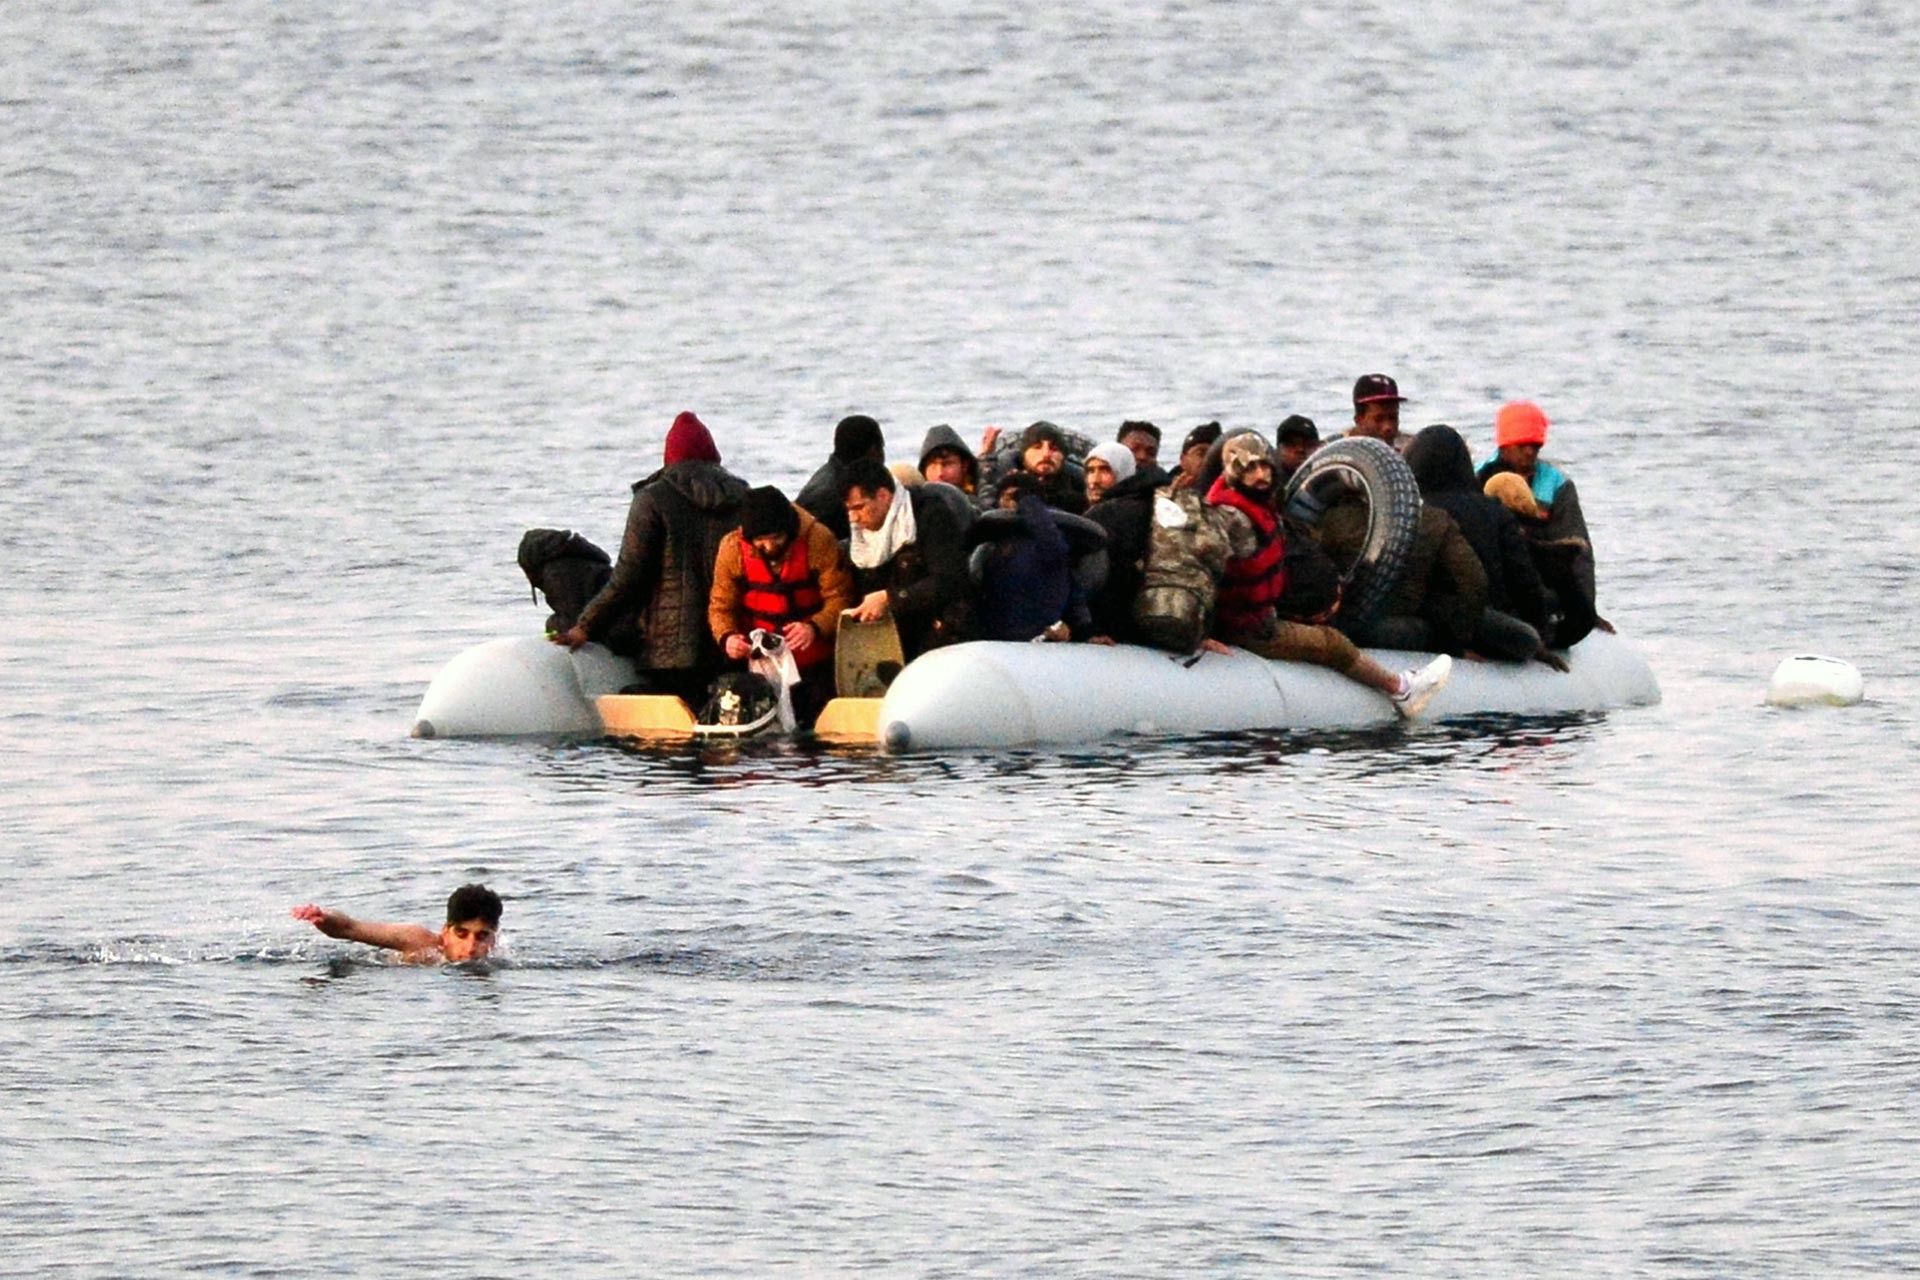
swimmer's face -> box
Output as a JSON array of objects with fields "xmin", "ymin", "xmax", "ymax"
[{"xmin": 439, "ymin": 916, "xmax": 497, "ymax": 962}]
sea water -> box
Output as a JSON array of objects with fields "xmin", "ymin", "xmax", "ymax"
[{"xmin": 3, "ymin": 1, "xmax": 1918, "ymax": 1274}]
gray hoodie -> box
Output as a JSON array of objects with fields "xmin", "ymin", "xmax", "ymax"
[{"xmin": 916, "ymin": 424, "xmax": 979, "ymax": 492}]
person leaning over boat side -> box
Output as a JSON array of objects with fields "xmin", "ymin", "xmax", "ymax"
[
  {"xmin": 1475, "ymin": 400, "xmax": 1610, "ymax": 632},
  {"xmin": 1347, "ymin": 373, "xmax": 1406, "ymax": 449},
  {"xmin": 1275, "ymin": 414, "xmax": 1319, "ymax": 488},
  {"xmin": 1117, "ymin": 420, "xmax": 1171, "ymax": 488},
  {"xmin": 841, "ymin": 458, "xmax": 973, "ymax": 660},
  {"xmin": 1403, "ymin": 425, "xmax": 1565, "ymax": 669},
  {"xmin": 917, "ymin": 424, "xmax": 979, "ymax": 495},
  {"xmin": 1169, "ymin": 421, "xmax": 1223, "ymax": 491},
  {"xmin": 1203, "ymin": 432, "xmax": 1452, "ymax": 718},
  {"xmin": 975, "ymin": 472, "xmax": 1077, "ymax": 642},
  {"xmin": 710, "ymin": 486, "xmax": 856, "ymax": 725},
  {"xmin": 796, "ymin": 414, "xmax": 885, "ymax": 541},
  {"xmin": 1083, "ymin": 442, "xmax": 1156, "ymax": 646},
  {"xmin": 552, "ymin": 411, "xmax": 749, "ymax": 706}
]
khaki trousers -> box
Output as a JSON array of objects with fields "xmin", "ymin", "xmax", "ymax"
[{"xmin": 1223, "ymin": 617, "xmax": 1364, "ymax": 675}]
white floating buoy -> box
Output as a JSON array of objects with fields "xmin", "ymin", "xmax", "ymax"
[{"xmin": 1766, "ymin": 655, "xmax": 1864, "ymax": 707}]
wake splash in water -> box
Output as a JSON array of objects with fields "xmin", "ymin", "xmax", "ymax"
[{"xmin": 0, "ymin": 940, "xmax": 775, "ymax": 976}]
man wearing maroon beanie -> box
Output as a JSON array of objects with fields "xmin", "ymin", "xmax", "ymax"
[
  {"xmin": 662, "ymin": 410, "xmax": 721, "ymax": 466},
  {"xmin": 554, "ymin": 411, "xmax": 750, "ymax": 706}
]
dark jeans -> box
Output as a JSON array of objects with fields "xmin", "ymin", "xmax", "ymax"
[
  {"xmin": 1346, "ymin": 609, "xmax": 1540, "ymax": 661},
  {"xmin": 1343, "ymin": 613, "xmax": 1434, "ymax": 652},
  {"xmin": 1472, "ymin": 609, "xmax": 1543, "ymax": 662}
]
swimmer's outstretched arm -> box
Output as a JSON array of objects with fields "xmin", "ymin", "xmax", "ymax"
[{"xmin": 292, "ymin": 904, "xmax": 439, "ymax": 955}]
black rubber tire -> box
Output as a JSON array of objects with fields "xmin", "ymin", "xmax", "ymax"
[
  {"xmin": 1282, "ymin": 437, "xmax": 1421, "ymax": 631},
  {"xmin": 978, "ymin": 428, "xmax": 1100, "ymax": 493}
]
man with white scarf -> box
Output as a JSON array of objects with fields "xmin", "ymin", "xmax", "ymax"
[{"xmin": 840, "ymin": 458, "xmax": 974, "ymax": 660}]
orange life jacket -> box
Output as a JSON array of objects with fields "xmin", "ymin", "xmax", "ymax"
[
  {"xmin": 741, "ymin": 536, "xmax": 829, "ymax": 667},
  {"xmin": 1207, "ymin": 477, "xmax": 1287, "ymax": 634}
]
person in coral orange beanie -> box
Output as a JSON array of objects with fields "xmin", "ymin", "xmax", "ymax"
[{"xmin": 1476, "ymin": 400, "xmax": 1611, "ymax": 636}]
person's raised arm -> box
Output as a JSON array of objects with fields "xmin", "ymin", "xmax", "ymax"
[{"xmin": 291, "ymin": 904, "xmax": 439, "ymax": 955}]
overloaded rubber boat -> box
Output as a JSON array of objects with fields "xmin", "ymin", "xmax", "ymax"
[
  {"xmin": 409, "ymin": 629, "xmax": 1660, "ymax": 751},
  {"xmin": 412, "ymin": 435, "xmax": 1658, "ymax": 751}
]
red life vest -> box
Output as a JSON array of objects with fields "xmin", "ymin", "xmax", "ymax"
[
  {"xmin": 1206, "ymin": 477, "xmax": 1287, "ymax": 634},
  {"xmin": 740, "ymin": 535, "xmax": 829, "ymax": 667}
]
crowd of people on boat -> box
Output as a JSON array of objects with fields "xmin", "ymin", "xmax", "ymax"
[{"xmin": 522, "ymin": 372, "xmax": 1608, "ymax": 727}]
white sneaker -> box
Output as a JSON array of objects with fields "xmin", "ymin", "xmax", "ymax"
[{"xmin": 1392, "ymin": 654, "xmax": 1452, "ymax": 719}]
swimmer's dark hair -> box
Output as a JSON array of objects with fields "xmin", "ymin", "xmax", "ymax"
[{"xmin": 446, "ymin": 884, "xmax": 503, "ymax": 928}]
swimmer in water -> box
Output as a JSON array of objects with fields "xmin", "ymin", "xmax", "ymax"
[{"xmin": 292, "ymin": 883, "xmax": 501, "ymax": 963}]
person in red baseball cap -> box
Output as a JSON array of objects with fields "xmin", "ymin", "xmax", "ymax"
[
  {"xmin": 1348, "ymin": 373, "xmax": 1408, "ymax": 448},
  {"xmin": 552, "ymin": 411, "xmax": 752, "ymax": 705}
]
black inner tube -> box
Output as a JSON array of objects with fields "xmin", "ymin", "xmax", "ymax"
[{"xmin": 1282, "ymin": 437, "xmax": 1422, "ymax": 632}]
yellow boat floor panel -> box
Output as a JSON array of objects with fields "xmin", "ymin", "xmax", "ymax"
[
  {"xmin": 812, "ymin": 697, "xmax": 882, "ymax": 744},
  {"xmin": 596, "ymin": 693, "xmax": 881, "ymax": 744},
  {"xmin": 596, "ymin": 694, "xmax": 697, "ymax": 739}
]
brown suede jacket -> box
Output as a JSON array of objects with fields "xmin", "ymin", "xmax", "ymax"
[{"xmin": 708, "ymin": 506, "xmax": 857, "ymax": 644}]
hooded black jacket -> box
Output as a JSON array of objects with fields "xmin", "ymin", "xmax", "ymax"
[
  {"xmin": 916, "ymin": 425, "xmax": 980, "ymax": 494},
  {"xmin": 796, "ymin": 455, "xmax": 856, "ymax": 541},
  {"xmin": 1084, "ymin": 470, "xmax": 1158, "ymax": 643},
  {"xmin": 1405, "ymin": 426, "xmax": 1547, "ymax": 629},
  {"xmin": 575, "ymin": 460, "xmax": 750, "ymax": 672}
]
